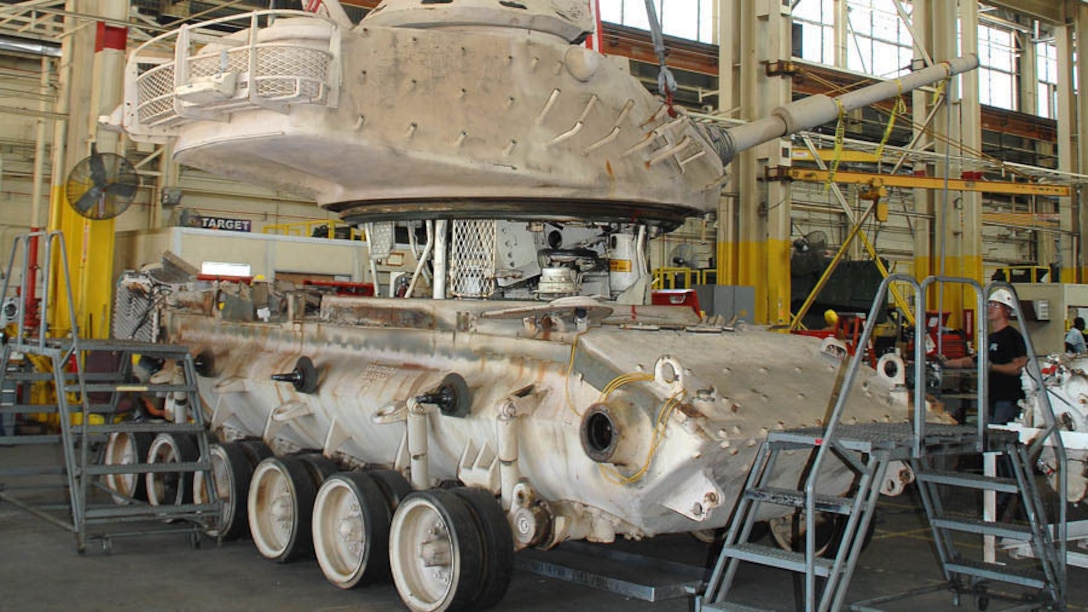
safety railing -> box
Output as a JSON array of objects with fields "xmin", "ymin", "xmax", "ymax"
[
  {"xmin": 262, "ymin": 219, "xmax": 362, "ymax": 240},
  {"xmin": 651, "ymin": 266, "xmax": 715, "ymax": 289},
  {"xmin": 0, "ymin": 231, "xmax": 81, "ymax": 348},
  {"xmin": 123, "ymin": 10, "xmax": 340, "ymax": 138}
]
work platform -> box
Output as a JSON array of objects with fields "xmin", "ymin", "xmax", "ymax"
[
  {"xmin": 0, "ymin": 232, "xmax": 221, "ymax": 552},
  {"xmin": 700, "ymin": 275, "xmax": 1071, "ymax": 612}
]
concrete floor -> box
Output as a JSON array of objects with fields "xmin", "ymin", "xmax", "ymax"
[{"xmin": 2, "ymin": 443, "xmax": 1086, "ymax": 612}]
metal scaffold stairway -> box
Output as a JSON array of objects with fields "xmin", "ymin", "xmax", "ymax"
[
  {"xmin": 912, "ymin": 432, "xmax": 1064, "ymax": 608},
  {"xmin": 697, "ymin": 275, "xmax": 1068, "ymax": 612},
  {"xmin": 0, "ymin": 231, "xmax": 220, "ymax": 552}
]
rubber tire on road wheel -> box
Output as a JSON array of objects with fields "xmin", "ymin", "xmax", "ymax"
[
  {"xmin": 145, "ymin": 433, "xmax": 198, "ymax": 507},
  {"xmin": 195, "ymin": 442, "xmax": 253, "ymax": 540},
  {"xmin": 389, "ymin": 490, "xmax": 484, "ymax": 612},
  {"xmin": 770, "ymin": 511, "xmax": 845, "ymax": 557},
  {"xmin": 104, "ymin": 430, "xmax": 153, "ymax": 504},
  {"xmin": 248, "ymin": 456, "xmax": 318, "ymax": 563},
  {"xmin": 312, "ymin": 472, "xmax": 393, "ymax": 588},
  {"xmin": 238, "ymin": 439, "xmax": 274, "ymax": 466},
  {"xmin": 297, "ymin": 453, "xmax": 339, "ymax": 486},
  {"xmin": 368, "ymin": 469, "xmax": 413, "ymax": 509},
  {"xmin": 451, "ymin": 488, "xmax": 514, "ymax": 610}
]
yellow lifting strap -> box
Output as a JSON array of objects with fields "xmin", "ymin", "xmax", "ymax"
[
  {"xmin": 872, "ymin": 80, "xmax": 905, "ymax": 160},
  {"xmin": 825, "ymin": 98, "xmax": 847, "ymax": 190}
]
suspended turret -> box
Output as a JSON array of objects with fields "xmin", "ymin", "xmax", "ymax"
[{"xmin": 116, "ymin": 0, "xmax": 975, "ymax": 230}]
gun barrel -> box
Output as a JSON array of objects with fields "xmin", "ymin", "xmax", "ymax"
[{"xmin": 720, "ymin": 55, "xmax": 979, "ymax": 163}]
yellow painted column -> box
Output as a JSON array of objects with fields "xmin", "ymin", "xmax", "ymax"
[
  {"xmin": 924, "ymin": 0, "xmax": 981, "ymax": 331},
  {"xmin": 716, "ymin": 195, "xmax": 738, "ymax": 286},
  {"xmin": 47, "ymin": 0, "xmax": 127, "ymax": 339},
  {"xmin": 910, "ymin": 0, "xmax": 933, "ymax": 285},
  {"xmin": 734, "ymin": 0, "xmax": 792, "ymax": 325},
  {"xmin": 716, "ymin": 0, "xmax": 739, "ymax": 286}
]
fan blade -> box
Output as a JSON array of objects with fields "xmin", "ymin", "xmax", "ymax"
[
  {"xmin": 107, "ymin": 181, "xmax": 138, "ymax": 199},
  {"xmin": 88, "ymin": 154, "xmax": 109, "ymax": 188},
  {"xmin": 75, "ymin": 185, "xmax": 104, "ymax": 213}
]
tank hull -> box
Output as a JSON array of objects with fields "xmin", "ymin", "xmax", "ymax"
[{"xmin": 170, "ymin": 294, "xmax": 919, "ymax": 542}]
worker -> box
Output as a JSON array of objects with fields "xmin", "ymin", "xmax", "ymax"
[
  {"xmin": 941, "ymin": 288, "xmax": 1027, "ymax": 426},
  {"xmin": 1065, "ymin": 317, "xmax": 1086, "ymax": 354}
]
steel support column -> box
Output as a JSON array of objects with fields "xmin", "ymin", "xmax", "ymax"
[
  {"xmin": 911, "ymin": 0, "xmax": 934, "ymax": 283},
  {"xmin": 1073, "ymin": 8, "xmax": 1088, "ymax": 282},
  {"xmin": 930, "ymin": 1, "xmax": 980, "ymax": 331},
  {"xmin": 47, "ymin": 0, "xmax": 126, "ymax": 339},
  {"xmin": 736, "ymin": 0, "xmax": 792, "ymax": 325},
  {"xmin": 1055, "ymin": 23, "xmax": 1076, "ymax": 280},
  {"xmin": 833, "ymin": 0, "xmax": 848, "ymax": 67},
  {"xmin": 716, "ymin": 0, "xmax": 740, "ymax": 286}
]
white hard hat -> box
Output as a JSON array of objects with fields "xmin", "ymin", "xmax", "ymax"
[{"xmin": 989, "ymin": 288, "xmax": 1016, "ymax": 309}]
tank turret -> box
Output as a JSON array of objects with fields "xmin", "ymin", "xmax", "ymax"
[{"xmin": 116, "ymin": 0, "xmax": 974, "ymax": 230}]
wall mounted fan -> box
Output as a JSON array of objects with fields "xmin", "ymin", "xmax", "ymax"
[{"xmin": 65, "ymin": 145, "xmax": 140, "ymax": 220}]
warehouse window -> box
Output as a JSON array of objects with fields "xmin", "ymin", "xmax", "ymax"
[
  {"xmin": 844, "ymin": 0, "xmax": 914, "ymax": 78},
  {"xmin": 1036, "ymin": 41, "xmax": 1058, "ymax": 119},
  {"xmin": 978, "ymin": 23, "xmax": 1017, "ymax": 110},
  {"xmin": 792, "ymin": 0, "xmax": 835, "ymax": 64},
  {"xmin": 599, "ymin": 0, "xmax": 716, "ymax": 43}
]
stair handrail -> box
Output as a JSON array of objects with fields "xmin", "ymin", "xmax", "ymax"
[
  {"xmin": 0, "ymin": 231, "xmax": 90, "ymax": 535},
  {"xmin": 0, "ymin": 231, "xmax": 82, "ymax": 348},
  {"xmin": 0, "ymin": 234, "xmax": 32, "ymax": 341},
  {"xmin": 799, "ymin": 272, "xmax": 920, "ymax": 610},
  {"xmin": 918, "ymin": 276, "xmax": 987, "ymax": 454},
  {"xmin": 983, "ymin": 280, "xmax": 1067, "ymax": 600}
]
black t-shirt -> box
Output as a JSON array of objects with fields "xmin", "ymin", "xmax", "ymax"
[{"xmin": 987, "ymin": 325, "xmax": 1026, "ymax": 402}]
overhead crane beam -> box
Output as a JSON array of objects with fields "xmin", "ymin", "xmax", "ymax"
[
  {"xmin": 981, "ymin": 0, "xmax": 1066, "ymax": 25},
  {"xmin": 982, "ymin": 212, "xmax": 1060, "ymax": 229},
  {"xmin": 774, "ymin": 167, "xmax": 1072, "ymax": 198}
]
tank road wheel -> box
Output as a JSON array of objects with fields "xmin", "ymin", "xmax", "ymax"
[
  {"xmin": 368, "ymin": 469, "xmax": 413, "ymax": 509},
  {"xmin": 451, "ymin": 488, "xmax": 514, "ymax": 610},
  {"xmin": 313, "ymin": 472, "xmax": 393, "ymax": 589},
  {"xmin": 297, "ymin": 453, "xmax": 339, "ymax": 486},
  {"xmin": 193, "ymin": 443, "xmax": 254, "ymax": 540},
  {"xmin": 389, "ymin": 490, "xmax": 484, "ymax": 612},
  {"xmin": 248, "ymin": 456, "xmax": 318, "ymax": 563},
  {"xmin": 769, "ymin": 512, "xmax": 844, "ymax": 557},
  {"xmin": 238, "ymin": 439, "xmax": 274, "ymax": 466},
  {"xmin": 145, "ymin": 433, "xmax": 198, "ymax": 507},
  {"xmin": 104, "ymin": 431, "xmax": 153, "ymax": 504}
]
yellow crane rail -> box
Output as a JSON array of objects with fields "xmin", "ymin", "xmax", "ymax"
[{"xmin": 776, "ymin": 167, "xmax": 1071, "ymax": 197}]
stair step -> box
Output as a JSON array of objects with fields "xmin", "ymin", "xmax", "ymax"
[
  {"xmin": 0, "ymin": 403, "xmax": 115, "ymax": 415},
  {"xmin": 697, "ymin": 599, "xmax": 774, "ymax": 612},
  {"xmin": 719, "ymin": 543, "xmax": 833, "ymax": 576},
  {"xmin": 767, "ymin": 431, "xmax": 876, "ymax": 453},
  {"xmin": 84, "ymin": 502, "xmax": 219, "ymax": 522},
  {"xmin": 0, "ymin": 465, "xmax": 67, "ymax": 477},
  {"xmin": 3, "ymin": 373, "xmax": 139, "ymax": 384},
  {"xmin": 76, "ymin": 340, "xmax": 193, "ymax": 357},
  {"xmin": 931, "ymin": 517, "xmax": 1034, "ymax": 540},
  {"xmin": 768, "ymin": 423, "xmax": 981, "ymax": 456},
  {"xmin": 0, "ymin": 372, "xmax": 55, "ymax": 382},
  {"xmin": 69, "ymin": 373, "xmax": 127, "ymax": 382},
  {"xmin": 0, "ymin": 404, "xmax": 56, "ymax": 414},
  {"xmin": 65, "ymin": 383, "xmax": 196, "ymax": 394},
  {"xmin": 79, "ymin": 422, "xmax": 204, "ymax": 435},
  {"xmin": 915, "ymin": 470, "xmax": 1019, "ymax": 493},
  {"xmin": 0, "ymin": 434, "xmax": 62, "ymax": 445},
  {"xmin": 83, "ymin": 460, "xmax": 211, "ymax": 476},
  {"xmin": 745, "ymin": 487, "xmax": 854, "ymax": 514},
  {"xmin": 945, "ymin": 558, "xmax": 1047, "ymax": 589}
]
